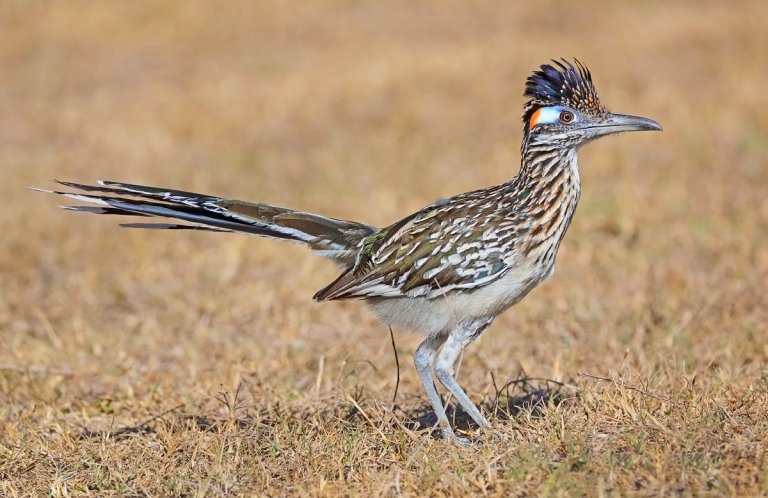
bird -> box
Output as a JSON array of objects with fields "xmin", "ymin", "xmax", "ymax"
[{"xmin": 36, "ymin": 59, "xmax": 661, "ymax": 445}]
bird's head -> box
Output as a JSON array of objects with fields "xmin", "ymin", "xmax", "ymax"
[{"xmin": 523, "ymin": 59, "xmax": 661, "ymax": 148}]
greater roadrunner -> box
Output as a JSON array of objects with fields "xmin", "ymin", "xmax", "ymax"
[{"xmin": 37, "ymin": 59, "xmax": 661, "ymax": 445}]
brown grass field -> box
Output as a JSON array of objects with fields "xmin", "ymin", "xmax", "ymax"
[{"xmin": 2, "ymin": 1, "xmax": 767, "ymax": 496}]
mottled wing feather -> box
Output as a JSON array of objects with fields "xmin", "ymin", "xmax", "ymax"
[{"xmin": 315, "ymin": 186, "xmax": 515, "ymax": 301}]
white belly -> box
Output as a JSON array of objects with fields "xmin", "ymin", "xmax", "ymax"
[{"xmin": 367, "ymin": 261, "xmax": 551, "ymax": 336}]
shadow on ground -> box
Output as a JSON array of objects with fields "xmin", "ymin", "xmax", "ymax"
[
  {"xmin": 397, "ymin": 376, "xmax": 572, "ymax": 437},
  {"xmin": 77, "ymin": 376, "xmax": 572, "ymax": 442}
]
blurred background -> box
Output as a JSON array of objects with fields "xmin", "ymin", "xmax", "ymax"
[{"xmin": 1, "ymin": 0, "xmax": 767, "ymax": 493}]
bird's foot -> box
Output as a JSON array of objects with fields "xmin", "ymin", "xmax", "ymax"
[
  {"xmin": 443, "ymin": 425, "xmax": 507, "ymax": 447},
  {"xmin": 442, "ymin": 430, "xmax": 473, "ymax": 447}
]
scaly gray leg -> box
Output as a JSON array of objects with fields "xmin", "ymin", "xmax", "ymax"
[
  {"xmin": 414, "ymin": 333, "xmax": 468, "ymax": 444},
  {"xmin": 434, "ymin": 318, "xmax": 493, "ymax": 430}
]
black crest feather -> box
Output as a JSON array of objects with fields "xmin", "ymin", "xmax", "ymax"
[{"xmin": 523, "ymin": 58, "xmax": 606, "ymax": 127}]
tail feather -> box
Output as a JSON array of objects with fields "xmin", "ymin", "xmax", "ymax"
[
  {"xmin": 120, "ymin": 222, "xmax": 227, "ymax": 232},
  {"xmin": 35, "ymin": 180, "xmax": 377, "ymax": 265},
  {"xmin": 61, "ymin": 205, "xmax": 150, "ymax": 216}
]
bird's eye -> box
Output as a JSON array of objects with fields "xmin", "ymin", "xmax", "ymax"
[{"xmin": 559, "ymin": 110, "xmax": 575, "ymax": 124}]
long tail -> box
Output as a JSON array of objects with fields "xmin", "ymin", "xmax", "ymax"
[{"xmin": 34, "ymin": 180, "xmax": 377, "ymax": 265}]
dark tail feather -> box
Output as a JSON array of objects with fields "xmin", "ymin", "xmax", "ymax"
[
  {"xmin": 33, "ymin": 180, "xmax": 378, "ymax": 265},
  {"xmin": 119, "ymin": 222, "xmax": 228, "ymax": 232}
]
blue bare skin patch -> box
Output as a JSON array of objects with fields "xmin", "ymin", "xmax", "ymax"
[{"xmin": 529, "ymin": 106, "xmax": 580, "ymax": 129}]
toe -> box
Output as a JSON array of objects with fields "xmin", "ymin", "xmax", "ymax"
[{"xmin": 452, "ymin": 435, "xmax": 473, "ymax": 447}]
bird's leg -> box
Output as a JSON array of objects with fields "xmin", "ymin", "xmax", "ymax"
[
  {"xmin": 434, "ymin": 318, "xmax": 494, "ymax": 430},
  {"xmin": 414, "ymin": 333, "xmax": 466, "ymax": 444}
]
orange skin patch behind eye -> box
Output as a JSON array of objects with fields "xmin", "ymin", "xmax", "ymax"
[{"xmin": 529, "ymin": 108, "xmax": 542, "ymax": 130}]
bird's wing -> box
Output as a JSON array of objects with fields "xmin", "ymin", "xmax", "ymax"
[{"xmin": 314, "ymin": 188, "xmax": 516, "ymax": 301}]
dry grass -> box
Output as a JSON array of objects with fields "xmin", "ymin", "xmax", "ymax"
[{"xmin": 2, "ymin": 1, "xmax": 768, "ymax": 495}]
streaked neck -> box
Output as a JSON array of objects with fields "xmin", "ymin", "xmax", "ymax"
[{"xmin": 513, "ymin": 141, "xmax": 582, "ymax": 259}]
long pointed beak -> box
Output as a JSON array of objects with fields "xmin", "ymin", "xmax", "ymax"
[{"xmin": 586, "ymin": 113, "xmax": 663, "ymax": 136}]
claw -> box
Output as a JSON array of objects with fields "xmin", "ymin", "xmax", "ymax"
[{"xmin": 443, "ymin": 431, "xmax": 473, "ymax": 447}]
